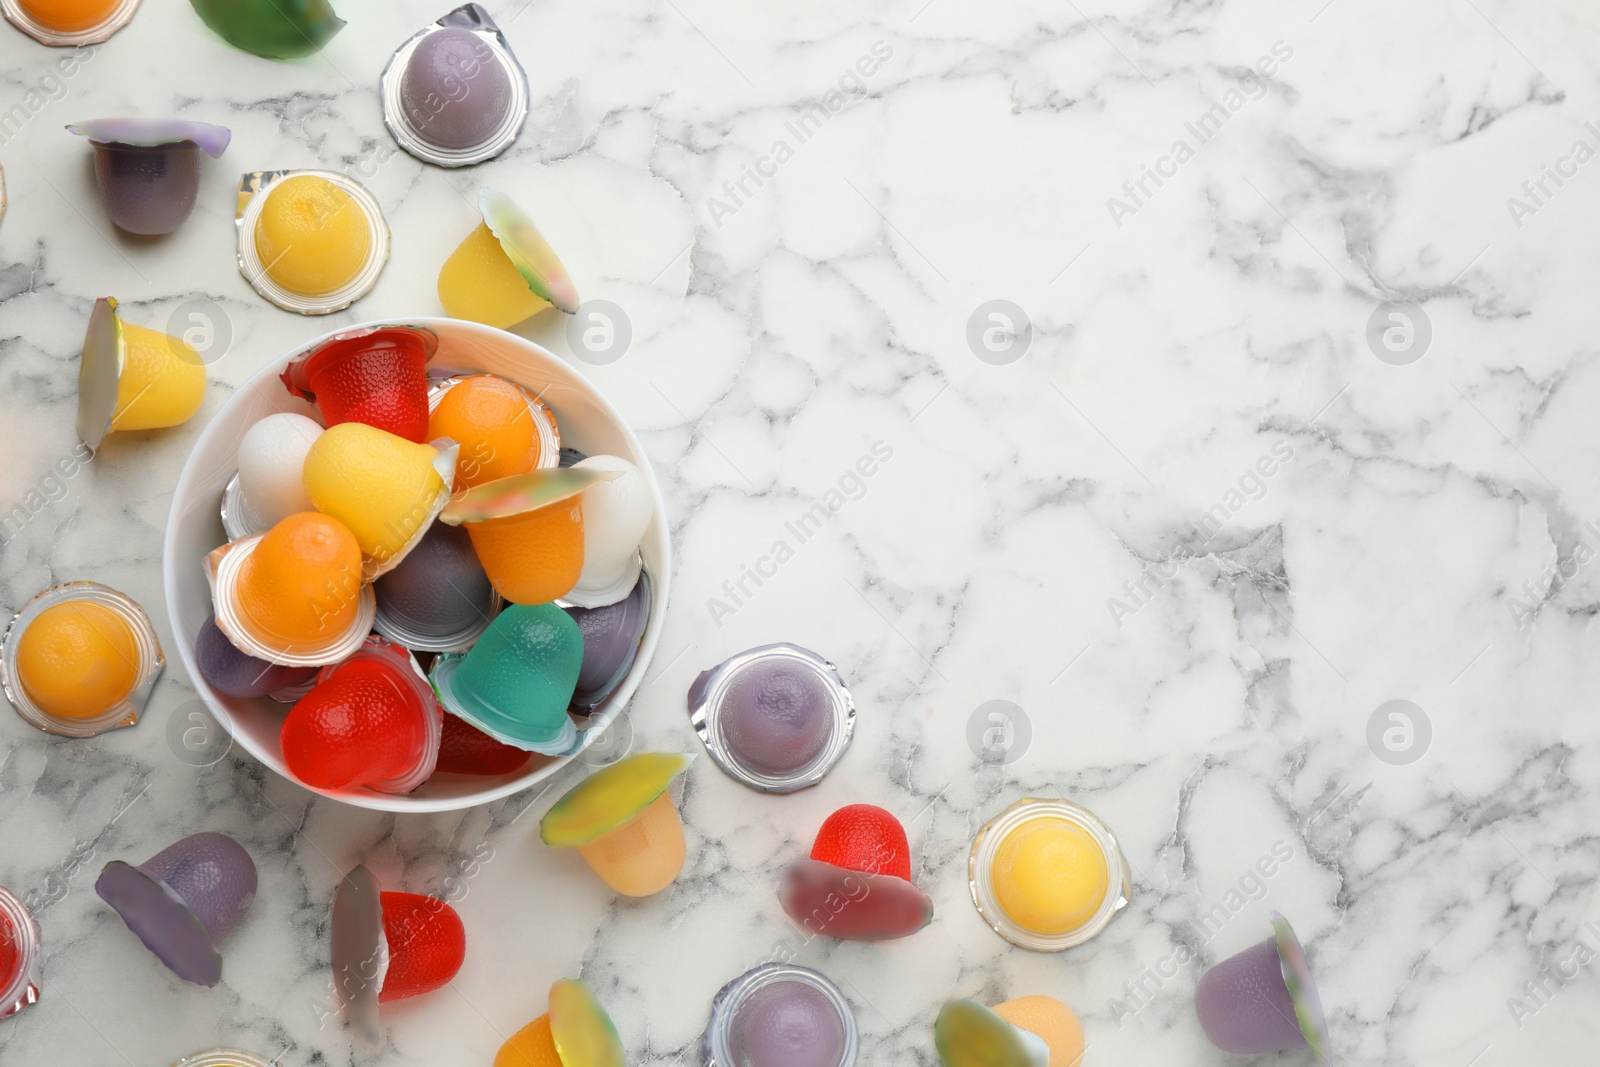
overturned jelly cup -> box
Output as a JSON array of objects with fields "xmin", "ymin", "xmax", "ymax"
[
  {"xmin": 439, "ymin": 189, "xmax": 579, "ymax": 328},
  {"xmin": 68, "ymin": 119, "xmax": 230, "ymax": 235},
  {"xmin": 495, "ymin": 978, "xmax": 625, "ymax": 1067},
  {"xmin": 1195, "ymin": 911, "xmax": 1330, "ymax": 1063},
  {"xmin": 96, "ymin": 832, "xmax": 257, "ymax": 987},
  {"xmin": 77, "ymin": 296, "xmax": 207, "ymax": 451}
]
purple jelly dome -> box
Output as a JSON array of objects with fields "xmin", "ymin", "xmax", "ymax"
[
  {"xmin": 374, "ymin": 523, "xmax": 495, "ymax": 638},
  {"xmin": 91, "ymin": 141, "xmax": 203, "ymax": 235},
  {"xmin": 1195, "ymin": 936, "xmax": 1306, "ymax": 1054},
  {"xmin": 564, "ymin": 575, "xmax": 648, "ymax": 705},
  {"xmin": 719, "ymin": 661, "xmax": 835, "ymax": 776},
  {"xmin": 728, "ymin": 980, "xmax": 848, "ymax": 1067},
  {"xmin": 399, "ymin": 28, "xmax": 512, "ymax": 150},
  {"xmin": 195, "ymin": 611, "xmax": 315, "ymax": 698}
]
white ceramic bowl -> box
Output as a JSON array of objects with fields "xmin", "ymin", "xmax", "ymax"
[{"xmin": 163, "ymin": 317, "xmax": 669, "ymax": 813}]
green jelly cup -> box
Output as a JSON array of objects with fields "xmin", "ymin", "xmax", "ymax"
[{"xmin": 430, "ymin": 603, "xmax": 583, "ymax": 753}]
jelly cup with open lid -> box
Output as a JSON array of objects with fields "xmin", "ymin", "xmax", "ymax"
[
  {"xmin": 67, "ymin": 119, "xmax": 230, "ymax": 235},
  {"xmin": 0, "ymin": 885, "xmax": 43, "ymax": 1019},
  {"xmin": 689, "ymin": 643, "xmax": 855, "ymax": 793},
  {"xmin": 934, "ymin": 997, "xmax": 1085, "ymax": 1067},
  {"xmin": 779, "ymin": 804, "xmax": 933, "ymax": 942},
  {"xmin": 188, "ymin": 0, "xmax": 344, "ymax": 59},
  {"xmin": 236, "ymin": 169, "xmax": 390, "ymax": 315},
  {"xmin": 4, "ymin": 0, "xmax": 140, "ymax": 46},
  {"xmin": 439, "ymin": 189, "xmax": 579, "ymax": 329},
  {"xmin": 540, "ymin": 752, "xmax": 692, "ymax": 897},
  {"xmin": 77, "ymin": 296, "xmax": 207, "ymax": 451},
  {"xmin": 703, "ymin": 963, "xmax": 859, "ymax": 1067},
  {"xmin": 429, "ymin": 603, "xmax": 584, "ymax": 754},
  {"xmin": 382, "ymin": 3, "xmax": 529, "ymax": 168},
  {"xmin": 95, "ymin": 832, "xmax": 257, "ymax": 987},
  {"xmin": 281, "ymin": 636, "xmax": 443, "ymax": 796},
  {"xmin": 1195, "ymin": 911, "xmax": 1331, "ymax": 1063},
  {"xmin": 205, "ymin": 511, "xmax": 375, "ymax": 668},
  {"xmin": 494, "ymin": 979, "xmax": 625, "ymax": 1067},
  {"xmin": 1, "ymin": 581, "xmax": 164, "ymax": 738},
  {"xmin": 281, "ymin": 324, "xmax": 436, "ymax": 443},
  {"xmin": 331, "ymin": 864, "xmax": 466, "ymax": 1042}
]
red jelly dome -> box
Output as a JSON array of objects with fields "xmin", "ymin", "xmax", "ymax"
[
  {"xmin": 281, "ymin": 657, "xmax": 430, "ymax": 789},
  {"xmin": 378, "ymin": 892, "xmax": 465, "ymax": 1002},
  {"xmin": 280, "ymin": 326, "xmax": 435, "ymax": 442}
]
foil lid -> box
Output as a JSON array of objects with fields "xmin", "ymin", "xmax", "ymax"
[
  {"xmin": 331, "ymin": 864, "xmax": 388, "ymax": 1043},
  {"xmin": 68, "ymin": 118, "xmax": 232, "ymax": 156},
  {"xmin": 687, "ymin": 643, "xmax": 856, "ymax": 793},
  {"xmin": 235, "ymin": 169, "xmax": 391, "ymax": 316}
]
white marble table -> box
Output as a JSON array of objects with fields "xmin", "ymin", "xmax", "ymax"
[{"xmin": 3, "ymin": 0, "xmax": 1598, "ymax": 1063}]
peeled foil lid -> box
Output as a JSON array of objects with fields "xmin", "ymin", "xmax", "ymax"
[
  {"xmin": 1272, "ymin": 911, "xmax": 1332, "ymax": 1065},
  {"xmin": 67, "ymin": 119, "xmax": 232, "ymax": 157},
  {"xmin": 76, "ymin": 296, "xmax": 124, "ymax": 451},
  {"xmin": 331, "ymin": 864, "xmax": 387, "ymax": 1043},
  {"xmin": 379, "ymin": 3, "xmax": 530, "ymax": 168},
  {"xmin": 479, "ymin": 188, "xmax": 580, "ymax": 313},
  {"xmin": 439, "ymin": 465, "xmax": 617, "ymax": 525}
]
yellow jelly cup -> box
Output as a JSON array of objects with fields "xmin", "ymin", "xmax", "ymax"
[
  {"xmin": 77, "ymin": 296, "xmax": 207, "ymax": 451},
  {"xmin": 540, "ymin": 752, "xmax": 691, "ymax": 897},
  {"xmin": 438, "ymin": 188, "xmax": 578, "ymax": 328},
  {"xmin": 967, "ymin": 797, "xmax": 1131, "ymax": 952},
  {"xmin": 235, "ymin": 169, "xmax": 390, "ymax": 315}
]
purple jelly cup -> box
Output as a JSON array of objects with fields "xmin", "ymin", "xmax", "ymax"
[
  {"xmin": 703, "ymin": 963, "xmax": 858, "ymax": 1067},
  {"xmin": 0, "ymin": 886, "xmax": 42, "ymax": 1019},
  {"xmin": 564, "ymin": 572, "xmax": 651, "ymax": 712},
  {"xmin": 379, "ymin": 4, "xmax": 529, "ymax": 167},
  {"xmin": 1195, "ymin": 911, "xmax": 1331, "ymax": 1063},
  {"xmin": 95, "ymin": 832, "xmax": 257, "ymax": 987},
  {"xmin": 67, "ymin": 119, "xmax": 230, "ymax": 235},
  {"xmin": 195, "ymin": 611, "xmax": 316, "ymax": 700},
  {"xmin": 688, "ymin": 643, "xmax": 855, "ymax": 793},
  {"xmin": 374, "ymin": 521, "xmax": 500, "ymax": 653}
]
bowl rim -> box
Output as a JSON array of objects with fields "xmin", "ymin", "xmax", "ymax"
[{"xmin": 162, "ymin": 316, "xmax": 671, "ymax": 813}]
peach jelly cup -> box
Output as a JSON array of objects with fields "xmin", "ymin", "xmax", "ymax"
[{"xmin": 163, "ymin": 318, "xmax": 670, "ymax": 812}]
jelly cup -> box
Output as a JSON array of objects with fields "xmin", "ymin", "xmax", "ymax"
[
  {"xmin": 495, "ymin": 979, "xmax": 625, "ymax": 1067},
  {"xmin": 195, "ymin": 610, "xmax": 316, "ymax": 699},
  {"xmin": 77, "ymin": 296, "xmax": 207, "ymax": 451},
  {"xmin": 540, "ymin": 752, "xmax": 691, "ymax": 897},
  {"xmin": 703, "ymin": 963, "xmax": 858, "ymax": 1067},
  {"xmin": 96, "ymin": 832, "xmax": 257, "ymax": 987},
  {"xmin": 222, "ymin": 412, "xmax": 325, "ymax": 540},
  {"xmin": 934, "ymin": 997, "xmax": 1084, "ymax": 1067},
  {"xmin": 1195, "ymin": 911, "xmax": 1331, "ymax": 1063},
  {"xmin": 689, "ymin": 643, "xmax": 855, "ymax": 794},
  {"xmin": 427, "ymin": 374, "xmax": 560, "ymax": 487},
  {"xmin": 235, "ymin": 169, "xmax": 390, "ymax": 315},
  {"xmin": 188, "ymin": 0, "xmax": 344, "ymax": 59},
  {"xmin": 565, "ymin": 572, "xmax": 651, "ymax": 712},
  {"xmin": 373, "ymin": 522, "xmax": 500, "ymax": 653},
  {"xmin": 381, "ymin": 3, "xmax": 529, "ymax": 167},
  {"xmin": 67, "ymin": 119, "xmax": 231, "ymax": 235},
  {"xmin": 968, "ymin": 798, "xmax": 1131, "ymax": 952},
  {"xmin": 779, "ymin": 805, "xmax": 933, "ymax": 942},
  {"xmin": 283, "ymin": 325, "xmax": 437, "ymax": 443},
  {"xmin": 0, "ymin": 581, "xmax": 164, "ymax": 738},
  {"xmin": 438, "ymin": 188, "xmax": 579, "ymax": 328},
  {"xmin": 205, "ymin": 517, "xmax": 376, "ymax": 668},
  {"xmin": 282, "ymin": 636, "xmax": 443, "ymax": 795},
  {"xmin": 429, "ymin": 603, "xmax": 584, "ymax": 753},
  {"xmin": 170, "ymin": 1050, "xmax": 277, "ymax": 1067},
  {"xmin": 565, "ymin": 455, "xmax": 651, "ymax": 609},
  {"xmin": 3, "ymin": 0, "xmax": 140, "ymax": 46},
  {"xmin": 332, "ymin": 864, "xmax": 466, "ymax": 1042},
  {"xmin": 301, "ymin": 421, "xmax": 458, "ymax": 580},
  {"xmin": 0, "ymin": 886, "xmax": 43, "ymax": 1019},
  {"xmin": 435, "ymin": 711, "xmax": 536, "ymax": 776}
]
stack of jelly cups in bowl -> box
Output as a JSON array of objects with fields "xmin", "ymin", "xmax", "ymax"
[{"xmin": 163, "ymin": 317, "xmax": 669, "ymax": 812}]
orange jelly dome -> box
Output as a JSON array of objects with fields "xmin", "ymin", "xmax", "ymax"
[
  {"xmin": 465, "ymin": 498, "xmax": 583, "ymax": 605},
  {"xmin": 15, "ymin": 601, "xmax": 139, "ymax": 719},
  {"xmin": 236, "ymin": 512, "xmax": 364, "ymax": 649},
  {"xmin": 18, "ymin": 0, "xmax": 119, "ymax": 32},
  {"xmin": 427, "ymin": 376, "xmax": 539, "ymax": 490}
]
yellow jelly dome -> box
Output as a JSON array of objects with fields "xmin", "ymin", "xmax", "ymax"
[
  {"xmin": 438, "ymin": 222, "xmax": 549, "ymax": 329},
  {"xmin": 302, "ymin": 422, "xmax": 445, "ymax": 564},
  {"xmin": 254, "ymin": 176, "xmax": 372, "ymax": 296},
  {"xmin": 15, "ymin": 601, "xmax": 138, "ymax": 719},
  {"xmin": 110, "ymin": 321, "xmax": 206, "ymax": 433},
  {"xmin": 17, "ymin": 0, "xmax": 119, "ymax": 31},
  {"xmin": 992, "ymin": 817, "xmax": 1109, "ymax": 936},
  {"xmin": 235, "ymin": 512, "xmax": 364, "ymax": 649}
]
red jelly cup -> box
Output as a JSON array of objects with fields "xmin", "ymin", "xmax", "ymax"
[
  {"xmin": 280, "ymin": 325, "xmax": 437, "ymax": 442},
  {"xmin": 0, "ymin": 886, "xmax": 42, "ymax": 1019}
]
